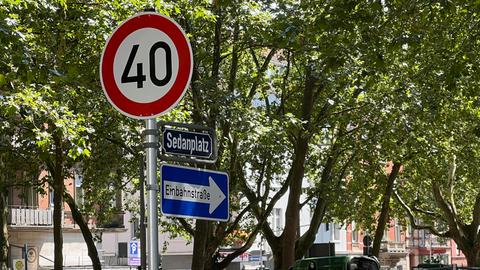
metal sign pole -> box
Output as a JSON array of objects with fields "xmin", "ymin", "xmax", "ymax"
[{"xmin": 145, "ymin": 119, "xmax": 158, "ymax": 270}]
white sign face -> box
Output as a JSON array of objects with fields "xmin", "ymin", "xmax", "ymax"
[
  {"xmin": 113, "ymin": 28, "xmax": 180, "ymax": 104},
  {"xmin": 100, "ymin": 12, "xmax": 193, "ymax": 119}
]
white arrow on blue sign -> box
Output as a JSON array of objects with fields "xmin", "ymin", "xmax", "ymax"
[{"xmin": 161, "ymin": 164, "xmax": 229, "ymax": 221}]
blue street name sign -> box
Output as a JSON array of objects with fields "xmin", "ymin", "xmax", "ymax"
[
  {"xmin": 162, "ymin": 128, "xmax": 213, "ymax": 158},
  {"xmin": 161, "ymin": 164, "xmax": 229, "ymax": 221}
]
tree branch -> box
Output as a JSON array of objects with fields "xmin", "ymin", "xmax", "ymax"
[
  {"xmin": 246, "ymin": 48, "xmax": 277, "ymax": 102},
  {"xmin": 411, "ymin": 205, "xmax": 445, "ymax": 221},
  {"xmin": 249, "ymin": 48, "xmax": 260, "ymax": 70},
  {"xmin": 217, "ymin": 220, "xmax": 262, "ymax": 269},
  {"xmin": 432, "ymin": 182, "xmax": 459, "ymax": 234},
  {"xmin": 176, "ymin": 218, "xmax": 195, "ymax": 236},
  {"xmin": 448, "ymin": 155, "xmax": 457, "ymax": 215},
  {"xmin": 394, "ymin": 190, "xmax": 451, "ymax": 238},
  {"xmin": 237, "ymin": 158, "xmax": 287, "ymax": 246},
  {"xmin": 225, "ymin": 203, "xmax": 252, "ymax": 236}
]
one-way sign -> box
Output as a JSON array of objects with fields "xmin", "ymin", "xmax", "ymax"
[{"xmin": 161, "ymin": 164, "xmax": 229, "ymax": 221}]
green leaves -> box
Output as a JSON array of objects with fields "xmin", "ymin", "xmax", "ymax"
[{"xmin": 1, "ymin": 0, "xmax": 480, "ymax": 266}]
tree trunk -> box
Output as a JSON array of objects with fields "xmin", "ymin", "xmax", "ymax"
[
  {"xmin": 295, "ymin": 198, "xmax": 328, "ymax": 260},
  {"xmin": 295, "ymin": 147, "xmax": 339, "ymax": 260},
  {"xmin": 372, "ymin": 162, "xmax": 401, "ymax": 257},
  {"xmin": 53, "ymin": 176, "xmax": 64, "ymax": 270},
  {"xmin": 273, "ymin": 246, "xmax": 283, "ymax": 270},
  {"xmin": 0, "ymin": 186, "xmax": 9, "ymax": 270},
  {"xmin": 464, "ymin": 249, "xmax": 480, "ymax": 267},
  {"xmin": 191, "ymin": 219, "xmax": 211, "ymax": 270},
  {"xmin": 52, "ymin": 133, "xmax": 64, "ymax": 270},
  {"xmin": 280, "ymin": 65, "xmax": 317, "ymax": 270},
  {"xmin": 64, "ymin": 192, "xmax": 101, "ymax": 270}
]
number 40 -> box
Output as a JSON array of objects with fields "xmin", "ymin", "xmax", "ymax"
[{"xmin": 121, "ymin": 41, "xmax": 172, "ymax": 88}]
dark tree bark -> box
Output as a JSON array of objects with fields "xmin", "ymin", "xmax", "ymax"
[
  {"xmin": 0, "ymin": 185, "xmax": 9, "ymax": 270},
  {"xmin": 51, "ymin": 133, "xmax": 64, "ymax": 270},
  {"xmin": 294, "ymin": 145, "xmax": 342, "ymax": 260},
  {"xmin": 281, "ymin": 65, "xmax": 318, "ymax": 269},
  {"xmin": 52, "ymin": 180, "xmax": 63, "ymax": 270},
  {"xmin": 64, "ymin": 192, "xmax": 101, "ymax": 270},
  {"xmin": 191, "ymin": 220, "xmax": 211, "ymax": 270},
  {"xmin": 372, "ymin": 162, "xmax": 401, "ymax": 257}
]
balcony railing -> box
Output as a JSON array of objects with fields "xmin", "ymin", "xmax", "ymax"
[
  {"xmin": 8, "ymin": 206, "xmax": 62, "ymax": 227},
  {"xmin": 8, "ymin": 206, "xmax": 125, "ymax": 229},
  {"xmin": 381, "ymin": 241, "xmax": 407, "ymax": 253}
]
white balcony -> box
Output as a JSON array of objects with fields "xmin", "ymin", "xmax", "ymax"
[
  {"xmin": 8, "ymin": 206, "xmax": 63, "ymax": 227},
  {"xmin": 381, "ymin": 241, "xmax": 408, "ymax": 254}
]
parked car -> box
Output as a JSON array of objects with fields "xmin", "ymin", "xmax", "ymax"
[
  {"xmin": 413, "ymin": 263, "xmax": 452, "ymax": 270},
  {"xmin": 289, "ymin": 255, "xmax": 380, "ymax": 270}
]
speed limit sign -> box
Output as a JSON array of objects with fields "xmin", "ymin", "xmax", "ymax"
[{"xmin": 100, "ymin": 12, "xmax": 193, "ymax": 119}]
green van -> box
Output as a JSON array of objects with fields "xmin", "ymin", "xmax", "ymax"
[{"xmin": 289, "ymin": 255, "xmax": 380, "ymax": 270}]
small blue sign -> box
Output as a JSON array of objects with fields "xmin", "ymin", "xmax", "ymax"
[
  {"xmin": 128, "ymin": 240, "xmax": 140, "ymax": 266},
  {"xmin": 161, "ymin": 164, "xmax": 229, "ymax": 221},
  {"xmin": 162, "ymin": 128, "xmax": 213, "ymax": 158},
  {"xmin": 129, "ymin": 241, "xmax": 140, "ymax": 257},
  {"xmin": 249, "ymin": 255, "xmax": 261, "ymax": 262}
]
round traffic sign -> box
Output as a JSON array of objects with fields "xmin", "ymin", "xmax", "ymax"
[
  {"xmin": 100, "ymin": 12, "xmax": 193, "ymax": 119},
  {"xmin": 363, "ymin": 235, "xmax": 373, "ymax": 246}
]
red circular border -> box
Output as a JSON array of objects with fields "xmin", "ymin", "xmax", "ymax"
[{"xmin": 101, "ymin": 13, "xmax": 192, "ymax": 118}]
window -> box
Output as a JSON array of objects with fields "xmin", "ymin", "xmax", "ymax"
[
  {"xmin": 118, "ymin": 242, "xmax": 128, "ymax": 258},
  {"xmin": 272, "ymin": 208, "xmax": 282, "ymax": 235},
  {"xmin": 394, "ymin": 220, "xmax": 401, "ymax": 242},
  {"xmin": 419, "ymin": 230, "xmax": 426, "ymax": 247},
  {"xmin": 383, "ymin": 228, "xmax": 389, "ymax": 241},
  {"xmin": 352, "ymin": 223, "xmax": 358, "ymax": 243},
  {"xmin": 49, "ymin": 189, "xmax": 54, "ymax": 208},
  {"xmin": 16, "ymin": 172, "xmax": 38, "ymax": 207},
  {"xmin": 75, "ymin": 173, "xmax": 84, "ymax": 207},
  {"xmin": 421, "ymin": 254, "xmax": 449, "ymax": 264},
  {"xmin": 332, "ymin": 223, "xmax": 340, "ymax": 241},
  {"xmin": 22, "ymin": 185, "xmax": 38, "ymax": 207}
]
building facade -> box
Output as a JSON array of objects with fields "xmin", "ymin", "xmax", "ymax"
[
  {"xmin": 6, "ymin": 172, "xmax": 131, "ymax": 269},
  {"xmin": 312, "ymin": 219, "xmax": 468, "ymax": 269},
  {"xmin": 6, "ymin": 169, "xmax": 469, "ymax": 270}
]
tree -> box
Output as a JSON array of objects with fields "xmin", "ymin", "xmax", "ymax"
[
  {"xmin": 383, "ymin": 2, "xmax": 480, "ymax": 266},
  {"xmin": 164, "ymin": 1, "xmax": 279, "ymax": 269},
  {"xmin": 234, "ymin": 2, "xmax": 391, "ymax": 268},
  {"xmin": 326, "ymin": 2, "xmax": 480, "ymax": 263},
  {"xmin": 0, "ymin": 1, "xmax": 144, "ymax": 269},
  {"xmin": 171, "ymin": 1, "xmax": 407, "ymax": 268}
]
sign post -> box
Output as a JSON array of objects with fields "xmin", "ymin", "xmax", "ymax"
[
  {"xmin": 100, "ymin": 12, "xmax": 193, "ymax": 270},
  {"xmin": 145, "ymin": 119, "xmax": 158, "ymax": 269}
]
